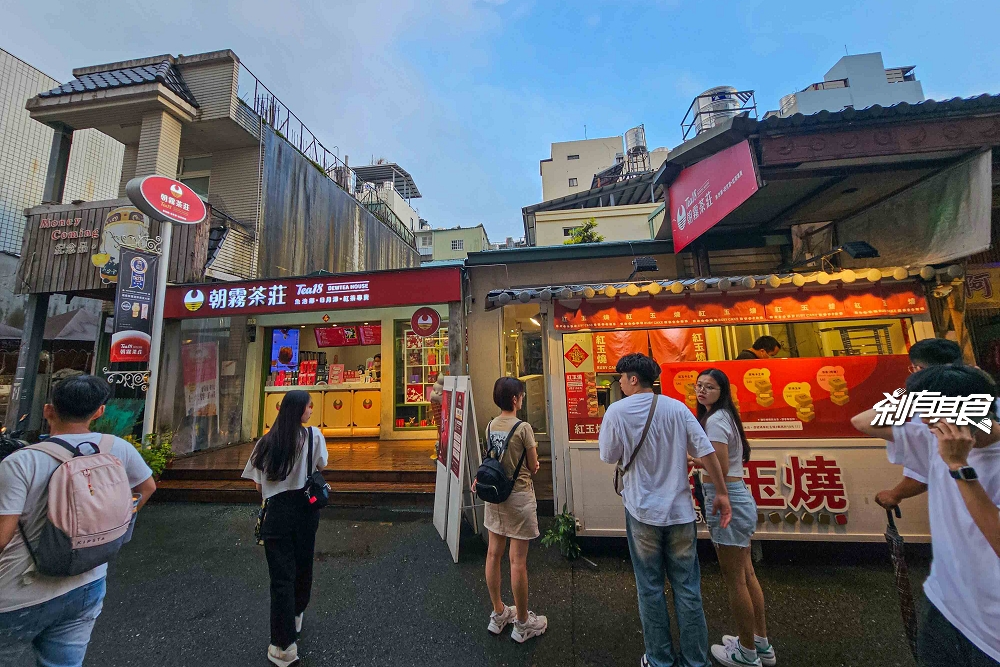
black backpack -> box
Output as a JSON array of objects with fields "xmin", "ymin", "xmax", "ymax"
[{"xmin": 475, "ymin": 420, "xmax": 525, "ymax": 504}]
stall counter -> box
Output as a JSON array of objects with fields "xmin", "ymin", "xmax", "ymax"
[{"xmin": 263, "ymin": 383, "xmax": 382, "ymax": 437}]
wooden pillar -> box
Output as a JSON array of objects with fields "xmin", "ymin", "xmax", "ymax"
[
  {"xmin": 4, "ymin": 294, "xmax": 49, "ymax": 431},
  {"xmin": 448, "ymin": 299, "xmax": 467, "ymax": 378},
  {"xmin": 42, "ymin": 123, "xmax": 73, "ymax": 204}
]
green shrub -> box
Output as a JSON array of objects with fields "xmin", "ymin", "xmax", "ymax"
[
  {"xmin": 91, "ymin": 399, "xmax": 144, "ymax": 438},
  {"xmin": 541, "ymin": 505, "xmax": 581, "ymax": 560},
  {"xmin": 124, "ymin": 431, "xmax": 175, "ymax": 478}
]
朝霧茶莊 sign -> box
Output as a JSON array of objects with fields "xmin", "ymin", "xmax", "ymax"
[
  {"xmin": 126, "ymin": 175, "xmax": 208, "ymax": 225},
  {"xmin": 669, "ymin": 139, "xmax": 759, "ymax": 252}
]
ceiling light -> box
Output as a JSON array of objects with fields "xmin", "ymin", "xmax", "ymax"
[{"xmin": 529, "ymin": 317, "xmax": 540, "ymax": 327}]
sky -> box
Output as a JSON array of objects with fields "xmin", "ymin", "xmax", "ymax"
[{"xmin": 4, "ymin": 0, "xmax": 1000, "ymax": 241}]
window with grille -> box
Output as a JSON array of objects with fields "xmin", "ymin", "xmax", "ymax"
[
  {"xmin": 451, "ymin": 239, "xmax": 464, "ymax": 251},
  {"xmin": 568, "ymin": 178, "xmax": 578, "ymax": 187}
]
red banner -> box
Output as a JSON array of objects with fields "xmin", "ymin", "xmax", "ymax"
[
  {"xmin": 164, "ymin": 266, "xmax": 462, "ymax": 319},
  {"xmin": 670, "ymin": 140, "xmax": 759, "ymax": 251},
  {"xmin": 648, "ymin": 328, "xmax": 707, "ymax": 363},
  {"xmin": 593, "ymin": 331, "xmax": 649, "ymax": 372},
  {"xmin": 554, "ymin": 286, "xmax": 926, "ymax": 331},
  {"xmin": 658, "ymin": 355, "xmax": 910, "ymax": 438},
  {"xmin": 359, "ymin": 324, "xmax": 381, "ymax": 345}
]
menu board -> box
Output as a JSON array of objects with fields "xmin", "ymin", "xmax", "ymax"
[
  {"xmin": 565, "ymin": 372, "xmax": 601, "ymax": 439},
  {"xmin": 359, "ymin": 324, "xmax": 382, "ymax": 345},
  {"xmin": 271, "ymin": 329, "xmax": 299, "ymax": 372},
  {"xmin": 314, "ymin": 325, "xmax": 360, "ymax": 347},
  {"xmin": 658, "ymin": 355, "xmax": 911, "ymax": 439}
]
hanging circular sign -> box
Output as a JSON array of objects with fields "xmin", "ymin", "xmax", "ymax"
[
  {"xmin": 410, "ymin": 307, "xmax": 441, "ymax": 337},
  {"xmin": 125, "ymin": 175, "xmax": 208, "ymax": 225}
]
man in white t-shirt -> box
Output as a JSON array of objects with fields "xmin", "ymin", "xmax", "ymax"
[
  {"xmin": 600, "ymin": 353, "xmax": 732, "ymax": 667},
  {"xmin": 0, "ymin": 375, "xmax": 156, "ymax": 667},
  {"xmin": 852, "ymin": 365, "xmax": 1000, "ymax": 666}
]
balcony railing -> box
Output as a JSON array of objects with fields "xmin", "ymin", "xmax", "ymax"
[{"xmin": 235, "ymin": 62, "xmax": 414, "ymax": 247}]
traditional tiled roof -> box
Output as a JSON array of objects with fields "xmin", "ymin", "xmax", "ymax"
[{"xmin": 38, "ymin": 60, "xmax": 199, "ymax": 108}]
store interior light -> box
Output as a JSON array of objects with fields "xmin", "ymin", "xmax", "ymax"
[{"xmin": 529, "ymin": 317, "xmax": 541, "ymax": 327}]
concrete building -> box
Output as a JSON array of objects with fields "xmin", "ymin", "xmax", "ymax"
[
  {"xmin": 774, "ymin": 52, "xmax": 924, "ymax": 117},
  {"xmin": 414, "ymin": 224, "xmax": 490, "ymax": 261},
  {"xmin": 540, "ymin": 136, "xmax": 623, "ymax": 201},
  {"xmin": 7, "ymin": 48, "xmax": 418, "ymax": 438}
]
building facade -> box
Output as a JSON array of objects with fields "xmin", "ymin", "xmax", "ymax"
[
  {"xmin": 414, "ymin": 224, "xmax": 490, "ymax": 261},
  {"xmin": 774, "ymin": 52, "xmax": 925, "ymax": 117},
  {"xmin": 540, "ymin": 136, "xmax": 623, "ymax": 201}
]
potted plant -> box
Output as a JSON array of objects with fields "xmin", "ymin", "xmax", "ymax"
[{"xmin": 541, "ymin": 505, "xmax": 582, "ymax": 560}]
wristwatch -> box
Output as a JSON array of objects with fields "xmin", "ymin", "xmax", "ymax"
[{"xmin": 949, "ymin": 466, "xmax": 978, "ymax": 482}]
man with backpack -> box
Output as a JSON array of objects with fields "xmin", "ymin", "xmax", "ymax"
[
  {"xmin": 0, "ymin": 374, "xmax": 156, "ymax": 667},
  {"xmin": 600, "ymin": 354, "xmax": 732, "ymax": 667}
]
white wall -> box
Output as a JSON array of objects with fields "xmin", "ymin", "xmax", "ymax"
[
  {"xmin": 782, "ymin": 53, "xmax": 925, "ymax": 117},
  {"xmin": 534, "ymin": 203, "xmax": 659, "ymax": 247}
]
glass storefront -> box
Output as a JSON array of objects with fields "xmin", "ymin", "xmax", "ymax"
[
  {"xmin": 501, "ymin": 303, "xmax": 547, "ymax": 436},
  {"xmin": 394, "ymin": 319, "xmax": 449, "ymax": 430}
]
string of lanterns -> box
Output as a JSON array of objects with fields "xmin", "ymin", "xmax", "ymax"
[{"xmin": 485, "ymin": 264, "xmax": 965, "ymax": 309}]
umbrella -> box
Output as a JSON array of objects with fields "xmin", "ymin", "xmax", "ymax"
[{"xmin": 885, "ymin": 506, "xmax": 919, "ymax": 662}]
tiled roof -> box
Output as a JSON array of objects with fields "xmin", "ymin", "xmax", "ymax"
[
  {"xmin": 758, "ymin": 93, "xmax": 1000, "ymax": 132},
  {"xmin": 38, "ymin": 60, "xmax": 199, "ymax": 108}
]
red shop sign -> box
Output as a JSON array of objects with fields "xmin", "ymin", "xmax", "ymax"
[
  {"xmin": 163, "ymin": 266, "xmax": 462, "ymax": 319},
  {"xmin": 126, "ymin": 175, "xmax": 208, "ymax": 225},
  {"xmin": 669, "ymin": 140, "xmax": 759, "ymax": 251},
  {"xmin": 314, "ymin": 326, "xmax": 360, "ymax": 347},
  {"xmin": 411, "ymin": 307, "xmax": 441, "ymax": 337}
]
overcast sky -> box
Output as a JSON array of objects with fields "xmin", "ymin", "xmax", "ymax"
[{"xmin": 5, "ymin": 0, "xmax": 999, "ymax": 241}]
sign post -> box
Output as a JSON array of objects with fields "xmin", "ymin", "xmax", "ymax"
[{"xmin": 125, "ymin": 176, "xmax": 208, "ymax": 440}]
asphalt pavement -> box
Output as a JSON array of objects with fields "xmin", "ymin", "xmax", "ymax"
[{"xmin": 83, "ymin": 503, "xmax": 930, "ymax": 667}]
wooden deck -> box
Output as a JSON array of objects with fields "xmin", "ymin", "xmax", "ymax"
[{"xmin": 156, "ymin": 437, "xmax": 553, "ymax": 512}]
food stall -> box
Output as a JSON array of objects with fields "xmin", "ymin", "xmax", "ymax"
[
  {"xmin": 155, "ymin": 265, "xmax": 463, "ymax": 453},
  {"xmin": 487, "ymin": 267, "xmax": 952, "ymax": 542}
]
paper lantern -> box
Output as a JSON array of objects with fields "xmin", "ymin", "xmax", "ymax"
[
  {"xmin": 919, "ymin": 266, "xmax": 936, "ymax": 280},
  {"xmin": 866, "ymin": 269, "xmax": 882, "ymax": 282},
  {"xmin": 693, "ymin": 280, "xmax": 707, "ymax": 292},
  {"xmin": 647, "ymin": 282, "xmax": 663, "ymax": 295},
  {"xmin": 816, "ymin": 273, "xmax": 831, "ymax": 285},
  {"xmin": 892, "ymin": 267, "xmax": 909, "ymax": 280},
  {"xmin": 625, "ymin": 283, "xmax": 640, "ymax": 296},
  {"xmin": 558, "ymin": 287, "xmax": 574, "ymax": 300},
  {"xmin": 791, "ymin": 274, "xmax": 806, "ymax": 287},
  {"xmin": 946, "ymin": 265, "xmax": 964, "ymax": 278},
  {"xmin": 604, "ymin": 285, "xmax": 617, "ymax": 297},
  {"xmin": 582, "ymin": 287, "xmax": 596, "ymax": 299},
  {"xmin": 840, "ymin": 269, "xmax": 856, "ymax": 283},
  {"xmin": 741, "ymin": 277, "xmax": 756, "ymax": 289},
  {"xmin": 670, "ymin": 282, "xmax": 685, "ymax": 294},
  {"xmin": 767, "ymin": 274, "xmax": 781, "ymax": 288},
  {"xmin": 718, "ymin": 278, "xmax": 732, "ymax": 291},
  {"xmin": 497, "ymin": 292, "xmax": 512, "ymax": 305},
  {"xmin": 539, "ymin": 288, "xmax": 553, "ymax": 301},
  {"xmin": 517, "ymin": 291, "xmax": 532, "ymax": 303}
]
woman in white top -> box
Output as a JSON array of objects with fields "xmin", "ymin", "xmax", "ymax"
[
  {"xmin": 242, "ymin": 390, "xmax": 328, "ymax": 667},
  {"xmin": 695, "ymin": 369, "xmax": 776, "ymax": 667}
]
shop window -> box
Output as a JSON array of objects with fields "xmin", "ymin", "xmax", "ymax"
[
  {"xmin": 502, "ymin": 303, "xmax": 547, "ymax": 436},
  {"xmin": 394, "ymin": 319, "xmax": 449, "ymax": 429}
]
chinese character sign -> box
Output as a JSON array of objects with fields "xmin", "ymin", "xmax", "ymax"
[
  {"xmin": 181, "ymin": 342, "xmax": 219, "ymax": 418},
  {"xmin": 110, "ymin": 249, "xmax": 159, "ymax": 363},
  {"xmin": 966, "ymin": 265, "xmax": 1000, "ymax": 309},
  {"xmin": 871, "ymin": 389, "xmax": 994, "ymax": 433}
]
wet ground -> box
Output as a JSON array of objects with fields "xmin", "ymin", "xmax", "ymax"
[{"xmin": 84, "ymin": 503, "xmax": 930, "ymax": 667}]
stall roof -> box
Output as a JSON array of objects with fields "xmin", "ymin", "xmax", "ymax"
[
  {"xmin": 467, "ymin": 239, "xmax": 676, "ymax": 266},
  {"xmin": 483, "ymin": 264, "xmax": 962, "ymax": 310}
]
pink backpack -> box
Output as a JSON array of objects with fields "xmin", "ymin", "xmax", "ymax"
[{"xmin": 17, "ymin": 435, "xmax": 137, "ymax": 577}]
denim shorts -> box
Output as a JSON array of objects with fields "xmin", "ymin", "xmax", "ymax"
[{"xmin": 703, "ymin": 481, "xmax": 757, "ymax": 548}]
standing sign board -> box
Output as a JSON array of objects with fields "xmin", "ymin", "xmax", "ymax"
[
  {"xmin": 432, "ymin": 376, "xmax": 485, "ymax": 562},
  {"xmin": 110, "ymin": 249, "xmax": 158, "ymax": 362},
  {"xmin": 669, "ymin": 139, "xmax": 759, "ymax": 252},
  {"xmin": 433, "ymin": 379, "xmax": 456, "ymax": 540}
]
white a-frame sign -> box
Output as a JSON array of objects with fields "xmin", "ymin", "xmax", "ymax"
[{"xmin": 432, "ymin": 376, "xmax": 484, "ymax": 563}]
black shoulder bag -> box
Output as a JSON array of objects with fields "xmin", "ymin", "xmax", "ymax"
[
  {"xmin": 475, "ymin": 419, "xmax": 525, "ymax": 504},
  {"xmin": 613, "ymin": 394, "xmax": 658, "ymax": 496},
  {"xmin": 303, "ymin": 426, "xmax": 330, "ymax": 509}
]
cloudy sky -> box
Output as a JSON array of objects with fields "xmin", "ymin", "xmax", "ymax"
[{"xmin": 5, "ymin": 0, "xmax": 999, "ymax": 240}]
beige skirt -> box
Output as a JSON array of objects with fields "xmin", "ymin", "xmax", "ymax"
[{"xmin": 484, "ymin": 488, "xmax": 539, "ymax": 541}]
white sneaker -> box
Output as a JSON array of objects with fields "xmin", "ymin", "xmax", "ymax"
[
  {"xmin": 510, "ymin": 611, "xmax": 547, "ymax": 643},
  {"xmin": 295, "ymin": 613, "xmax": 303, "ymax": 634},
  {"xmin": 267, "ymin": 642, "xmax": 299, "ymax": 667},
  {"xmin": 488, "ymin": 605, "xmax": 517, "ymax": 635},
  {"xmin": 723, "ymin": 635, "xmax": 775, "ymax": 666},
  {"xmin": 711, "ymin": 636, "xmax": 761, "ymax": 667}
]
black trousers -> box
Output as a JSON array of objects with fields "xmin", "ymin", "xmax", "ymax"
[
  {"xmin": 262, "ymin": 490, "xmax": 320, "ymax": 650},
  {"xmin": 918, "ymin": 598, "xmax": 999, "ymax": 667}
]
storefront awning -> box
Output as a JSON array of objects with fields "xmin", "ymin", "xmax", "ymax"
[{"xmin": 484, "ymin": 265, "xmax": 961, "ymax": 325}]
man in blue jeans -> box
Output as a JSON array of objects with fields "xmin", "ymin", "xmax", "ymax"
[
  {"xmin": 600, "ymin": 354, "xmax": 732, "ymax": 667},
  {"xmin": 0, "ymin": 375, "xmax": 156, "ymax": 667}
]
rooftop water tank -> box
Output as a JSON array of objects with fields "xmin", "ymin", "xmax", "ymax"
[
  {"xmin": 625, "ymin": 125, "xmax": 648, "ymax": 156},
  {"xmin": 695, "ymin": 86, "xmax": 740, "ymax": 134}
]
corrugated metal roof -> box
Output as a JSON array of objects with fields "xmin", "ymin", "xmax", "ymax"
[
  {"xmin": 353, "ymin": 163, "xmax": 421, "ymax": 198},
  {"xmin": 757, "ymin": 93, "xmax": 1000, "ymax": 133},
  {"xmin": 38, "ymin": 60, "xmax": 199, "ymax": 108}
]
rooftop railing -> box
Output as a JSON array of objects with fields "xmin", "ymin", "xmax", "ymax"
[{"xmin": 235, "ymin": 62, "xmax": 415, "ymax": 247}]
